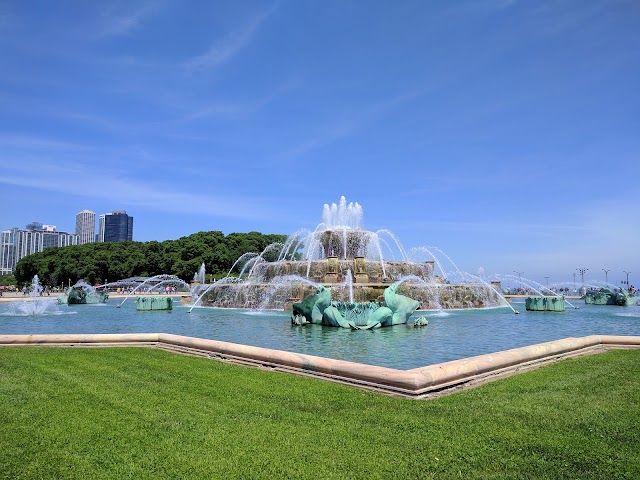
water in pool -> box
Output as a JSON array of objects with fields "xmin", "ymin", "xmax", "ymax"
[{"xmin": 1, "ymin": 298, "xmax": 638, "ymax": 370}]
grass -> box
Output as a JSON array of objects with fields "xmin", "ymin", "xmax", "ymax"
[{"xmin": 0, "ymin": 346, "xmax": 639, "ymax": 479}]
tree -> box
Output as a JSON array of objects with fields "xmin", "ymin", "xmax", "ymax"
[{"xmin": 13, "ymin": 231, "xmax": 287, "ymax": 285}]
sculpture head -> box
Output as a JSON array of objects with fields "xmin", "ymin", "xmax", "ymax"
[{"xmin": 316, "ymin": 285, "xmax": 332, "ymax": 307}]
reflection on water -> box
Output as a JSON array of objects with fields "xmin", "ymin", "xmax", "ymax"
[{"xmin": 0, "ymin": 300, "xmax": 638, "ymax": 370}]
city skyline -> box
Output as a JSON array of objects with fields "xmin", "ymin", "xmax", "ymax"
[
  {"xmin": 0, "ymin": 208, "xmax": 137, "ymax": 274},
  {"xmin": 0, "ymin": 1, "xmax": 638, "ymax": 285}
]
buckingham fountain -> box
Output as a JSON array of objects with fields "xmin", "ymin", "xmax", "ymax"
[{"xmin": 189, "ymin": 197, "xmax": 506, "ymax": 327}]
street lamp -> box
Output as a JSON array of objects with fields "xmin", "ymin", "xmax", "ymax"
[
  {"xmin": 544, "ymin": 276, "xmax": 550, "ymax": 287},
  {"xmin": 513, "ymin": 271, "xmax": 524, "ymax": 291},
  {"xmin": 623, "ymin": 271, "xmax": 631, "ymax": 287},
  {"xmin": 602, "ymin": 269, "xmax": 610, "ymax": 283},
  {"xmin": 577, "ymin": 267, "xmax": 588, "ymax": 284}
]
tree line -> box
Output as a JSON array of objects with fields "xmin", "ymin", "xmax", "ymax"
[{"xmin": 13, "ymin": 231, "xmax": 287, "ymax": 287}]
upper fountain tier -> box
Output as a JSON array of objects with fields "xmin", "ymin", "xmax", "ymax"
[
  {"xmin": 320, "ymin": 197, "xmax": 363, "ymax": 230},
  {"xmin": 280, "ymin": 196, "xmax": 407, "ymax": 262}
]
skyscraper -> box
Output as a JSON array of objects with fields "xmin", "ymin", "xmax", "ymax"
[
  {"xmin": 0, "ymin": 224, "xmax": 78, "ymax": 275},
  {"xmin": 75, "ymin": 210, "xmax": 96, "ymax": 245},
  {"xmin": 98, "ymin": 211, "xmax": 133, "ymax": 242}
]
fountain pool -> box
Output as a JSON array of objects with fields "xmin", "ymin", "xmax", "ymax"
[{"xmin": 1, "ymin": 298, "xmax": 638, "ymax": 369}]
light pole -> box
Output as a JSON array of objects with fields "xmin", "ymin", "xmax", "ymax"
[
  {"xmin": 577, "ymin": 267, "xmax": 588, "ymax": 284},
  {"xmin": 602, "ymin": 269, "xmax": 610, "ymax": 283},
  {"xmin": 573, "ymin": 273, "xmax": 576, "ymax": 290},
  {"xmin": 544, "ymin": 276, "xmax": 550, "ymax": 287},
  {"xmin": 623, "ymin": 271, "xmax": 631, "ymax": 287},
  {"xmin": 513, "ymin": 271, "xmax": 524, "ymax": 291}
]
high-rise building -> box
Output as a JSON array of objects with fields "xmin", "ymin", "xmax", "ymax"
[
  {"xmin": 98, "ymin": 211, "xmax": 133, "ymax": 243},
  {"xmin": 75, "ymin": 210, "xmax": 96, "ymax": 245},
  {"xmin": 0, "ymin": 224, "xmax": 78, "ymax": 275},
  {"xmin": 0, "ymin": 228, "xmax": 18, "ymax": 275}
]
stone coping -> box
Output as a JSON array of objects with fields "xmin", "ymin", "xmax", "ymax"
[{"xmin": 1, "ymin": 333, "xmax": 638, "ymax": 399}]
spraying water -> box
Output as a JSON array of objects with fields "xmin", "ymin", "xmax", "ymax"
[
  {"xmin": 7, "ymin": 275, "xmax": 62, "ymax": 316},
  {"xmin": 345, "ymin": 269, "xmax": 354, "ymax": 303}
]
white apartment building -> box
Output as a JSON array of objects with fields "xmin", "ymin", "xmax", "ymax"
[
  {"xmin": 0, "ymin": 225, "xmax": 78, "ymax": 275},
  {"xmin": 75, "ymin": 209, "xmax": 96, "ymax": 245}
]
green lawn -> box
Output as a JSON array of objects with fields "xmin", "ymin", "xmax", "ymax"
[{"xmin": 1, "ymin": 346, "xmax": 638, "ymax": 479}]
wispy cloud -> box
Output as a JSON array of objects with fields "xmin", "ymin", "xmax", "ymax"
[
  {"xmin": 402, "ymin": 219, "xmax": 587, "ymax": 236},
  {"xmin": 528, "ymin": 1, "xmax": 613, "ymax": 37},
  {"xmin": 481, "ymin": 196, "xmax": 640, "ymax": 276},
  {"xmin": 183, "ymin": 5, "xmax": 276, "ymax": 71},
  {"xmin": 0, "ymin": 134, "xmax": 93, "ymax": 152},
  {"xmin": 0, "ymin": 154, "xmax": 276, "ymax": 221},
  {"xmin": 437, "ymin": 0, "xmax": 516, "ymax": 18},
  {"xmin": 182, "ymin": 100, "xmax": 258, "ymax": 121},
  {"xmin": 98, "ymin": 2, "xmax": 160, "ymax": 37},
  {"xmin": 180, "ymin": 76, "xmax": 297, "ymax": 122},
  {"xmin": 0, "ymin": 2, "xmax": 13, "ymax": 30},
  {"xmin": 279, "ymin": 89, "xmax": 429, "ymax": 159}
]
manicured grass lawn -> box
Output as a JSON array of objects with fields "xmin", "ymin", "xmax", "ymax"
[{"xmin": 1, "ymin": 347, "xmax": 639, "ymax": 479}]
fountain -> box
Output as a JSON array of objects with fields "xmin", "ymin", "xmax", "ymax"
[
  {"xmin": 193, "ymin": 262, "xmax": 206, "ymax": 284},
  {"xmin": 58, "ymin": 280, "xmax": 109, "ymax": 305},
  {"xmin": 115, "ymin": 275, "xmax": 192, "ymax": 308},
  {"xmin": 193, "ymin": 197, "xmax": 505, "ymax": 322},
  {"xmin": 9, "ymin": 275, "xmax": 62, "ymax": 315},
  {"xmin": 585, "ymin": 287, "xmax": 636, "ymax": 306}
]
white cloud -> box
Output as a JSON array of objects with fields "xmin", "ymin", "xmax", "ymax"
[
  {"xmin": 279, "ymin": 89, "xmax": 429, "ymax": 159},
  {"xmin": 99, "ymin": 3, "xmax": 157, "ymax": 36},
  {"xmin": 0, "ymin": 148, "xmax": 277, "ymax": 221},
  {"xmin": 0, "ymin": 169, "xmax": 275, "ymax": 221},
  {"xmin": 0, "ymin": 134, "xmax": 92, "ymax": 152},
  {"xmin": 183, "ymin": 6, "xmax": 276, "ymax": 71}
]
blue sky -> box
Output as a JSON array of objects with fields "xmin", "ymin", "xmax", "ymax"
[{"xmin": 1, "ymin": 0, "xmax": 638, "ymax": 287}]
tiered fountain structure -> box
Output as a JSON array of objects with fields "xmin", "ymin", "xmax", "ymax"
[{"xmin": 193, "ymin": 197, "xmax": 505, "ymax": 316}]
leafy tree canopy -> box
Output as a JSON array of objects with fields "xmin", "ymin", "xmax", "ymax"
[
  {"xmin": 0, "ymin": 275, "xmax": 17, "ymax": 287},
  {"xmin": 13, "ymin": 231, "xmax": 287, "ymax": 287}
]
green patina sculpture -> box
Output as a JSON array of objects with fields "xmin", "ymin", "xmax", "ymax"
[
  {"xmin": 292, "ymin": 284, "xmax": 332, "ymax": 324},
  {"xmin": 383, "ymin": 283, "xmax": 420, "ymax": 326},
  {"xmin": 292, "ymin": 283, "xmax": 420, "ymax": 330},
  {"xmin": 525, "ymin": 296, "xmax": 566, "ymax": 312},
  {"xmin": 136, "ymin": 296, "xmax": 173, "ymax": 311},
  {"xmin": 60, "ymin": 286, "xmax": 108, "ymax": 305},
  {"xmin": 585, "ymin": 288, "xmax": 635, "ymax": 306}
]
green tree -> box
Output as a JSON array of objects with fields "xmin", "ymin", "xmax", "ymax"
[{"xmin": 13, "ymin": 231, "xmax": 287, "ymax": 285}]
